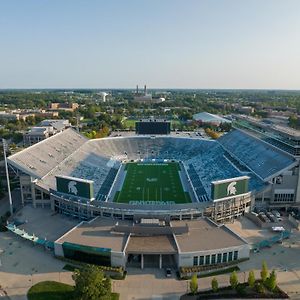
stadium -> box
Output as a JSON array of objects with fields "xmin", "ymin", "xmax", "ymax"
[{"xmin": 6, "ymin": 119, "xmax": 298, "ymax": 270}]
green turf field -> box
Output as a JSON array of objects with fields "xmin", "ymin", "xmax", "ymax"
[{"xmin": 114, "ymin": 162, "xmax": 191, "ymax": 204}]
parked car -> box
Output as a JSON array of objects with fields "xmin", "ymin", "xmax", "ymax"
[
  {"xmin": 165, "ymin": 268, "xmax": 172, "ymax": 278},
  {"xmin": 272, "ymin": 210, "xmax": 281, "ymax": 218}
]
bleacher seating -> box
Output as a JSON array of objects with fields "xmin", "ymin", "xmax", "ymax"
[
  {"xmin": 8, "ymin": 128, "xmax": 87, "ymax": 178},
  {"xmin": 218, "ymin": 130, "xmax": 295, "ymax": 180},
  {"xmin": 9, "ymin": 130, "xmax": 274, "ymax": 202},
  {"xmin": 187, "ymin": 164, "xmax": 209, "ymax": 202}
]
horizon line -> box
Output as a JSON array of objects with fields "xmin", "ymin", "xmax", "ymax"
[{"xmin": 1, "ymin": 87, "xmax": 300, "ymax": 92}]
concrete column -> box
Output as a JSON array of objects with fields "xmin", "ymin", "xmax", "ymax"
[
  {"xmin": 141, "ymin": 254, "xmax": 144, "ymax": 269},
  {"xmin": 159, "ymin": 254, "xmax": 162, "ymax": 269},
  {"xmin": 31, "ymin": 182, "xmax": 36, "ymax": 208},
  {"xmin": 20, "ymin": 184, "xmax": 25, "ymax": 207}
]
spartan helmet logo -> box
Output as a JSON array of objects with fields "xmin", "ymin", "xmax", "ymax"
[
  {"xmin": 68, "ymin": 181, "xmax": 78, "ymax": 195},
  {"xmin": 227, "ymin": 181, "xmax": 237, "ymax": 196}
]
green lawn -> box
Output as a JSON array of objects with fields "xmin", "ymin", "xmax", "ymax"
[
  {"xmin": 27, "ymin": 281, "xmax": 74, "ymax": 300},
  {"xmin": 122, "ymin": 119, "xmax": 136, "ymax": 128},
  {"xmin": 114, "ymin": 162, "xmax": 191, "ymax": 204},
  {"xmin": 27, "ymin": 281, "xmax": 120, "ymax": 300}
]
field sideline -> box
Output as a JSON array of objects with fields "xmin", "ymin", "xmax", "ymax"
[{"xmin": 114, "ymin": 162, "xmax": 191, "ymax": 204}]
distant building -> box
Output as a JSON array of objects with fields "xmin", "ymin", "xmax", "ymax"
[
  {"xmin": 39, "ymin": 119, "xmax": 70, "ymax": 131},
  {"xmin": 23, "ymin": 127, "xmax": 53, "ymax": 145},
  {"xmin": 0, "ymin": 111, "xmax": 19, "ymax": 120},
  {"xmin": 23, "ymin": 119, "xmax": 70, "ymax": 145},
  {"xmin": 193, "ymin": 112, "xmax": 231, "ymax": 126},
  {"xmin": 97, "ymin": 92, "xmax": 109, "ymax": 102},
  {"xmin": 0, "ymin": 110, "xmax": 60, "ymax": 121},
  {"xmin": 133, "ymin": 85, "xmax": 165, "ymax": 103},
  {"xmin": 238, "ymin": 106, "xmax": 255, "ymax": 115},
  {"xmin": 49, "ymin": 102, "xmax": 79, "ymax": 112}
]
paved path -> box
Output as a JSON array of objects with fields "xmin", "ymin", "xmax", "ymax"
[
  {"xmin": 115, "ymin": 268, "xmax": 248, "ymax": 300},
  {"xmin": 0, "ymin": 231, "xmax": 73, "ymax": 300}
]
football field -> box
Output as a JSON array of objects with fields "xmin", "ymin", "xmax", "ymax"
[{"xmin": 114, "ymin": 162, "xmax": 191, "ymax": 204}]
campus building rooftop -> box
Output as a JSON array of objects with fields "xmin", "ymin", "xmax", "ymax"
[
  {"xmin": 172, "ymin": 218, "xmax": 247, "ymax": 253},
  {"xmin": 126, "ymin": 235, "xmax": 178, "ymax": 254},
  {"xmin": 56, "ymin": 218, "xmax": 130, "ymax": 252},
  {"xmin": 193, "ymin": 112, "xmax": 231, "ymax": 124}
]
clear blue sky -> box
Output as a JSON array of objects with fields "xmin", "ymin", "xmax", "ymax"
[{"xmin": 0, "ymin": 0, "xmax": 300, "ymax": 89}]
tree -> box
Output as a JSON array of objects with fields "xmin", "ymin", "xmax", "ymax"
[
  {"xmin": 266, "ymin": 270, "xmax": 277, "ymax": 291},
  {"xmin": 260, "ymin": 261, "xmax": 269, "ymax": 283},
  {"xmin": 211, "ymin": 277, "xmax": 218, "ymax": 292},
  {"xmin": 190, "ymin": 274, "xmax": 198, "ymax": 295},
  {"xmin": 248, "ymin": 270, "xmax": 256, "ymax": 288},
  {"xmin": 230, "ymin": 271, "xmax": 239, "ymax": 290},
  {"xmin": 72, "ymin": 264, "xmax": 111, "ymax": 300}
]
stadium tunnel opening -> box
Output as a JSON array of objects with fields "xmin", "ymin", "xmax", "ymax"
[{"xmin": 126, "ymin": 253, "xmax": 176, "ymax": 269}]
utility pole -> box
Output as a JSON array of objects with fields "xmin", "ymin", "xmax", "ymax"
[
  {"xmin": 76, "ymin": 113, "xmax": 80, "ymax": 133},
  {"xmin": 2, "ymin": 139, "xmax": 13, "ymax": 215}
]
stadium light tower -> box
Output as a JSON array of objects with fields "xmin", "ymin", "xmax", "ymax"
[{"xmin": 2, "ymin": 139, "xmax": 13, "ymax": 215}]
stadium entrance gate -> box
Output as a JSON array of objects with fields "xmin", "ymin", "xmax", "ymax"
[{"xmin": 127, "ymin": 253, "xmax": 176, "ymax": 269}]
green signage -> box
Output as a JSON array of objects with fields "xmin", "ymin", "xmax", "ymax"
[
  {"xmin": 211, "ymin": 176, "xmax": 249, "ymax": 200},
  {"xmin": 56, "ymin": 176, "xmax": 94, "ymax": 199},
  {"xmin": 62, "ymin": 242, "xmax": 111, "ymax": 254}
]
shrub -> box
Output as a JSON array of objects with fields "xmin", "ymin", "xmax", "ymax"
[
  {"xmin": 190, "ymin": 274, "xmax": 198, "ymax": 295},
  {"xmin": 261, "ymin": 261, "xmax": 269, "ymax": 283},
  {"xmin": 266, "ymin": 270, "xmax": 277, "ymax": 291},
  {"xmin": 230, "ymin": 271, "xmax": 239, "ymax": 290},
  {"xmin": 211, "ymin": 277, "xmax": 218, "ymax": 292},
  {"xmin": 248, "ymin": 270, "xmax": 255, "ymax": 288}
]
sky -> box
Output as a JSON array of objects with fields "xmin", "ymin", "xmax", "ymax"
[{"xmin": 0, "ymin": 0, "xmax": 300, "ymax": 89}]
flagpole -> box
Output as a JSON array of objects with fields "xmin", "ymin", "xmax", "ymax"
[{"xmin": 2, "ymin": 139, "xmax": 13, "ymax": 215}]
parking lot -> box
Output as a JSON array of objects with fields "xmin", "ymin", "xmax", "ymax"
[{"xmin": 227, "ymin": 214, "xmax": 293, "ymax": 245}]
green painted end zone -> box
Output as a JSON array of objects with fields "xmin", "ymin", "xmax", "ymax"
[{"xmin": 114, "ymin": 162, "xmax": 191, "ymax": 204}]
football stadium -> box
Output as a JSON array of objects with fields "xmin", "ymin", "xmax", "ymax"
[{"xmin": 5, "ymin": 119, "xmax": 299, "ymax": 270}]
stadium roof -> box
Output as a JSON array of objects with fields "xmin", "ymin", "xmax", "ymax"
[
  {"xmin": 193, "ymin": 112, "xmax": 231, "ymax": 123},
  {"xmin": 236, "ymin": 115, "xmax": 300, "ymax": 138}
]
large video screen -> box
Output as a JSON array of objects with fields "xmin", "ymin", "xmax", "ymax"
[
  {"xmin": 56, "ymin": 175, "xmax": 94, "ymax": 200},
  {"xmin": 136, "ymin": 121, "xmax": 171, "ymax": 135},
  {"xmin": 211, "ymin": 176, "xmax": 249, "ymax": 200}
]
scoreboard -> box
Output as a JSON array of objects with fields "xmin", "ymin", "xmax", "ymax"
[
  {"xmin": 136, "ymin": 120, "xmax": 171, "ymax": 135},
  {"xmin": 211, "ymin": 176, "xmax": 249, "ymax": 201}
]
